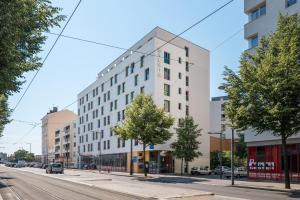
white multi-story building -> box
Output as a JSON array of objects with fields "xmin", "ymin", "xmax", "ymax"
[
  {"xmin": 76, "ymin": 27, "xmax": 210, "ymax": 173},
  {"xmin": 244, "ymin": 0, "xmax": 300, "ymax": 52},
  {"xmin": 243, "ymin": 0, "xmax": 300, "ymax": 182}
]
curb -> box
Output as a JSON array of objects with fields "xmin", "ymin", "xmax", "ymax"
[{"xmin": 229, "ymin": 184, "xmax": 298, "ymax": 193}]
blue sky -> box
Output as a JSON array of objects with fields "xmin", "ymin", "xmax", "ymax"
[{"xmin": 1, "ymin": 0, "xmax": 247, "ymax": 155}]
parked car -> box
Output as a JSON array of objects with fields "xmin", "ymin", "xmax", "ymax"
[
  {"xmin": 191, "ymin": 166, "xmax": 212, "ymax": 175},
  {"xmin": 34, "ymin": 163, "xmax": 43, "ymax": 168},
  {"xmin": 46, "ymin": 163, "xmax": 64, "ymax": 174},
  {"xmin": 225, "ymin": 167, "xmax": 247, "ymax": 179},
  {"xmin": 213, "ymin": 166, "xmax": 231, "ymax": 175}
]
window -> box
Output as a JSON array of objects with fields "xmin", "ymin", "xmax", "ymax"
[
  {"xmin": 164, "ymin": 84, "xmax": 170, "ymax": 96},
  {"xmin": 178, "ymin": 103, "xmax": 182, "ymax": 110},
  {"xmin": 130, "ymin": 62, "xmax": 135, "ymax": 74},
  {"xmin": 86, "ymin": 134, "xmax": 88, "ymax": 142},
  {"xmin": 164, "ymin": 51, "xmax": 170, "ymax": 64},
  {"xmin": 118, "ymin": 85, "xmax": 121, "ymax": 95},
  {"xmin": 140, "ymin": 86, "xmax": 144, "ymax": 94},
  {"xmin": 107, "ymin": 91, "xmax": 110, "ymax": 100},
  {"xmin": 104, "ymin": 93, "xmax": 106, "ymax": 102},
  {"xmin": 98, "ymin": 142, "xmax": 101, "ymax": 150},
  {"xmin": 107, "ymin": 115, "xmax": 110, "ymax": 125},
  {"xmin": 122, "ymin": 109, "xmax": 125, "ymax": 120},
  {"xmin": 101, "ymin": 130, "xmax": 104, "ymax": 138},
  {"xmin": 178, "ymin": 57, "xmax": 182, "ymax": 64},
  {"xmin": 140, "ymin": 55, "xmax": 144, "ymax": 67},
  {"xmin": 164, "ymin": 100, "xmax": 170, "ymax": 112},
  {"xmin": 186, "ymin": 91, "xmax": 189, "ymax": 101},
  {"xmin": 125, "ymin": 94, "xmax": 129, "ymax": 105},
  {"xmin": 178, "ymin": 87, "xmax": 182, "ymax": 94},
  {"xmin": 104, "ymin": 141, "xmax": 106, "ymax": 150},
  {"xmin": 185, "ymin": 62, "xmax": 189, "ymax": 72},
  {"xmin": 145, "ymin": 68, "xmax": 149, "ymax": 81},
  {"xmin": 164, "ymin": 68, "xmax": 170, "ymax": 80},
  {"xmin": 107, "ymin": 140, "xmax": 110, "ymax": 149},
  {"xmin": 287, "ymin": 0, "xmax": 297, "ymax": 7},
  {"xmin": 122, "ymin": 82, "xmax": 125, "ymax": 93},
  {"xmin": 110, "ymin": 77, "xmax": 113, "ymax": 86},
  {"xmin": 122, "ymin": 140, "xmax": 125, "ymax": 147},
  {"xmin": 125, "ymin": 66, "xmax": 129, "ymax": 77},
  {"xmin": 96, "ymin": 87, "xmax": 98, "ymax": 95},
  {"xmin": 178, "ymin": 72, "xmax": 182, "ymax": 79},
  {"xmin": 110, "ymin": 102, "xmax": 113, "ymax": 111},
  {"xmin": 98, "ymin": 97, "xmax": 101, "ymax": 105},
  {"xmin": 104, "ymin": 117, "xmax": 106, "ymax": 126},
  {"xmin": 134, "ymin": 139, "xmax": 138, "ymax": 146},
  {"xmin": 93, "ymin": 89, "xmax": 95, "ymax": 97},
  {"xmin": 114, "ymin": 74, "xmax": 118, "ymax": 84},
  {"xmin": 186, "ymin": 76, "xmax": 189, "ymax": 86},
  {"xmin": 101, "ymin": 106, "xmax": 104, "ymax": 115},
  {"xmin": 250, "ymin": 4, "xmax": 266, "ymax": 21},
  {"xmin": 249, "ymin": 35, "xmax": 258, "ymax": 48},
  {"xmin": 98, "ymin": 119, "xmax": 101, "ymax": 128},
  {"xmin": 101, "ymin": 83, "xmax": 104, "ymax": 92},
  {"xmin": 134, "ymin": 74, "xmax": 138, "ymax": 86},
  {"xmin": 86, "ymin": 94, "xmax": 88, "ymax": 101},
  {"xmin": 184, "ymin": 46, "xmax": 189, "ymax": 57},
  {"xmin": 114, "ymin": 99, "xmax": 117, "ymax": 110},
  {"xmin": 186, "ymin": 105, "xmax": 189, "ymax": 116},
  {"xmin": 117, "ymin": 111, "xmax": 121, "ymax": 121},
  {"xmin": 110, "ymin": 128, "xmax": 113, "ymax": 136},
  {"xmin": 130, "ymin": 91, "xmax": 134, "ymax": 101}
]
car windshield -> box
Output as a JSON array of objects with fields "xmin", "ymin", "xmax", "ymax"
[{"xmin": 52, "ymin": 164, "xmax": 61, "ymax": 168}]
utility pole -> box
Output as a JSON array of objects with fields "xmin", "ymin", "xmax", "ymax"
[
  {"xmin": 26, "ymin": 143, "xmax": 32, "ymax": 153},
  {"xmin": 130, "ymin": 139, "xmax": 133, "ymax": 175},
  {"xmin": 231, "ymin": 128, "xmax": 235, "ymax": 185}
]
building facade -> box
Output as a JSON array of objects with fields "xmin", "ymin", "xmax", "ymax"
[
  {"xmin": 41, "ymin": 108, "xmax": 77, "ymax": 164},
  {"xmin": 76, "ymin": 27, "xmax": 210, "ymax": 173},
  {"xmin": 244, "ymin": 0, "xmax": 300, "ymax": 182},
  {"xmin": 54, "ymin": 121, "xmax": 77, "ymax": 168}
]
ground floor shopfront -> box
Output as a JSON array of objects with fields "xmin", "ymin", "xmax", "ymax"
[
  {"xmin": 78, "ymin": 150, "xmax": 174, "ymax": 174},
  {"xmin": 248, "ymin": 144, "xmax": 300, "ymax": 182}
]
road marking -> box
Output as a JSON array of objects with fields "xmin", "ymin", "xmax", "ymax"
[{"xmin": 214, "ymin": 195, "xmax": 250, "ymax": 200}]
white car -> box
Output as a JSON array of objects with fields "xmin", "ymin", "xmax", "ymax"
[
  {"xmin": 191, "ymin": 167, "xmax": 212, "ymax": 175},
  {"xmin": 225, "ymin": 167, "xmax": 247, "ymax": 178}
]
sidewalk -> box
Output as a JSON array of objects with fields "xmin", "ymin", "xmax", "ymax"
[
  {"xmin": 72, "ymin": 169, "xmax": 300, "ymax": 192},
  {"xmin": 17, "ymin": 167, "xmax": 214, "ymax": 199}
]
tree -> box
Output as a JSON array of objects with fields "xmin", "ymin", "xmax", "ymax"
[
  {"xmin": 0, "ymin": 0, "xmax": 65, "ymax": 134},
  {"xmin": 234, "ymin": 134, "xmax": 247, "ymax": 159},
  {"xmin": 222, "ymin": 14, "xmax": 300, "ymax": 189},
  {"xmin": 171, "ymin": 116, "xmax": 202, "ymax": 175},
  {"xmin": 114, "ymin": 94, "xmax": 174, "ymax": 176}
]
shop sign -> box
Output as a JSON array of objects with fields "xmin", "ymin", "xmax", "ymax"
[{"xmin": 249, "ymin": 159, "xmax": 275, "ymax": 171}]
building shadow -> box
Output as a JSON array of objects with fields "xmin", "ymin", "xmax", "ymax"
[{"xmin": 136, "ymin": 176, "xmax": 207, "ymax": 184}]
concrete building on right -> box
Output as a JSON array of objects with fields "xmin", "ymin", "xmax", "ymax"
[{"xmin": 244, "ymin": 0, "xmax": 300, "ymax": 182}]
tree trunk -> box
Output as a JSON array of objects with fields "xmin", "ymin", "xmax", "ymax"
[
  {"xmin": 185, "ymin": 161, "xmax": 189, "ymax": 174},
  {"xmin": 181, "ymin": 158, "xmax": 183, "ymax": 176},
  {"xmin": 281, "ymin": 135, "xmax": 290, "ymax": 189},
  {"xmin": 143, "ymin": 144, "xmax": 147, "ymax": 177}
]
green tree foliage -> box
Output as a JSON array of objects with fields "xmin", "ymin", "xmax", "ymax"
[
  {"xmin": 171, "ymin": 116, "xmax": 202, "ymax": 175},
  {"xmin": 234, "ymin": 134, "xmax": 247, "ymax": 159},
  {"xmin": 14, "ymin": 149, "xmax": 34, "ymax": 162},
  {"xmin": 114, "ymin": 94, "xmax": 174, "ymax": 176},
  {"xmin": 0, "ymin": 95, "xmax": 10, "ymax": 136},
  {"xmin": 222, "ymin": 14, "xmax": 300, "ymax": 189},
  {"xmin": 0, "ymin": 0, "xmax": 65, "ymax": 134}
]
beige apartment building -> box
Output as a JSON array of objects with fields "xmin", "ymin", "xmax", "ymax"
[
  {"xmin": 41, "ymin": 107, "xmax": 77, "ymax": 164},
  {"xmin": 54, "ymin": 121, "xmax": 77, "ymax": 168}
]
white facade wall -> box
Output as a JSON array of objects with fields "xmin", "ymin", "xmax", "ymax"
[
  {"xmin": 244, "ymin": 0, "xmax": 300, "ymax": 51},
  {"xmin": 76, "ymin": 27, "xmax": 210, "ymax": 171},
  {"xmin": 244, "ymin": 0, "xmax": 300, "ymax": 144}
]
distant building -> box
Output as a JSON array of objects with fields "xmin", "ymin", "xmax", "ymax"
[
  {"xmin": 54, "ymin": 121, "xmax": 77, "ymax": 168},
  {"xmin": 0, "ymin": 152, "xmax": 7, "ymax": 162},
  {"xmin": 244, "ymin": 0, "xmax": 300, "ymax": 182},
  {"xmin": 34, "ymin": 155, "xmax": 42, "ymax": 163},
  {"xmin": 76, "ymin": 27, "xmax": 210, "ymax": 174},
  {"xmin": 209, "ymin": 96, "xmax": 239, "ymax": 152},
  {"xmin": 41, "ymin": 107, "xmax": 77, "ymax": 164}
]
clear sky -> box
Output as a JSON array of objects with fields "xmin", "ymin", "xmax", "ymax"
[{"xmin": 1, "ymin": 0, "xmax": 247, "ymax": 155}]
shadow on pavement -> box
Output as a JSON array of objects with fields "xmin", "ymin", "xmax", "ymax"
[
  {"xmin": 288, "ymin": 190, "xmax": 300, "ymax": 198},
  {"xmin": 136, "ymin": 176, "xmax": 207, "ymax": 184}
]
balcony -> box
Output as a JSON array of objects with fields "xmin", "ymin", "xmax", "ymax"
[{"xmin": 244, "ymin": 0, "xmax": 265, "ymax": 13}]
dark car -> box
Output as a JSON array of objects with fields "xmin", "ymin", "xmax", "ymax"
[{"xmin": 46, "ymin": 163, "xmax": 64, "ymax": 174}]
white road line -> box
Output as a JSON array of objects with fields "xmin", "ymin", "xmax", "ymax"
[{"xmin": 214, "ymin": 195, "xmax": 251, "ymax": 200}]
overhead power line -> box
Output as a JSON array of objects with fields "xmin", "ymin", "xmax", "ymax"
[
  {"xmin": 211, "ymin": 27, "xmax": 243, "ymax": 52},
  {"xmin": 11, "ymin": 0, "xmax": 82, "ymax": 117}
]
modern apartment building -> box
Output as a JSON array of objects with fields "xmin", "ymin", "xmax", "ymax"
[
  {"xmin": 244, "ymin": 0, "xmax": 300, "ymax": 53},
  {"xmin": 244, "ymin": 0, "xmax": 300, "ymax": 182},
  {"xmin": 54, "ymin": 121, "xmax": 77, "ymax": 168},
  {"xmin": 77, "ymin": 27, "xmax": 210, "ymax": 174},
  {"xmin": 41, "ymin": 107, "xmax": 77, "ymax": 164}
]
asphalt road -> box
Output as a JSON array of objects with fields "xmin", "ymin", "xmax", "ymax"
[{"xmin": 0, "ymin": 166, "xmax": 145, "ymax": 200}]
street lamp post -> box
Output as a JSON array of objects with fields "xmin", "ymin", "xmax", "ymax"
[
  {"xmin": 231, "ymin": 128, "xmax": 235, "ymax": 185},
  {"xmin": 130, "ymin": 139, "xmax": 133, "ymax": 175}
]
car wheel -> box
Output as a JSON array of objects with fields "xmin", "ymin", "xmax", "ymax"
[{"xmin": 208, "ymin": 172, "xmax": 211, "ymax": 175}]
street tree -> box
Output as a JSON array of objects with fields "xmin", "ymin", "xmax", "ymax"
[
  {"xmin": 171, "ymin": 116, "xmax": 202, "ymax": 175},
  {"xmin": 0, "ymin": 0, "xmax": 65, "ymax": 134},
  {"xmin": 114, "ymin": 94, "xmax": 174, "ymax": 176},
  {"xmin": 222, "ymin": 14, "xmax": 300, "ymax": 189},
  {"xmin": 14, "ymin": 149, "xmax": 34, "ymax": 162}
]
